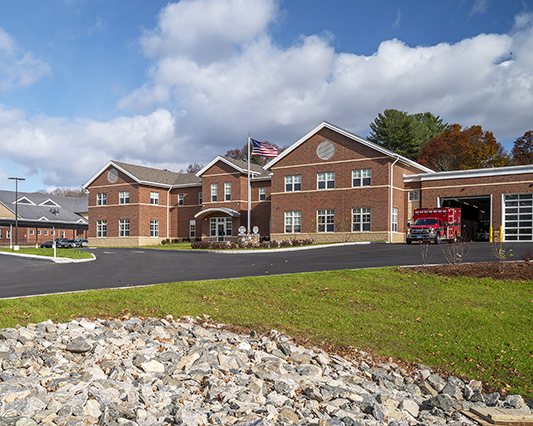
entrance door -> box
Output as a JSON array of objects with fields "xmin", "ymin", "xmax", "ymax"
[
  {"xmin": 210, "ymin": 217, "xmax": 232, "ymax": 242},
  {"xmin": 439, "ymin": 195, "xmax": 491, "ymax": 241}
]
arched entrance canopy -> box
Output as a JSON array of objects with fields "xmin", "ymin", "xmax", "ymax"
[{"xmin": 194, "ymin": 208, "xmax": 241, "ymax": 220}]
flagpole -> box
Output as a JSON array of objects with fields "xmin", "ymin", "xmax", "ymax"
[{"xmin": 247, "ymin": 133, "xmax": 251, "ymax": 232}]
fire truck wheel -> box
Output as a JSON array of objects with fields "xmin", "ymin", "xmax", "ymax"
[{"xmin": 434, "ymin": 234, "xmax": 441, "ymax": 244}]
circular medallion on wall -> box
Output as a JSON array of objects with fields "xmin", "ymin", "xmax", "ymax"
[
  {"xmin": 317, "ymin": 140, "xmax": 335, "ymax": 160},
  {"xmin": 108, "ymin": 168, "xmax": 118, "ymax": 183}
]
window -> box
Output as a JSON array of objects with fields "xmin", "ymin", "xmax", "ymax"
[
  {"xmin": 352, "ymin": 208, "xmax": 371, "ymax": 232},
  {"xmin": 150, "ymin": 192, "xmax": 159, "ymax": 205},
  {"xmin": 408, "ymin": 190, "xmax": 420, "ymax": 201},
  {"xmin": 119, "ymin": 191, "xmax": 130, "ymax": 204},
  {"xmin": 284, "ymin": 211, "xmax": 301, "ymax": 233},
  {"xmin": 189, "ymin": 220, "xmax": 196, "ymax": 238},
  {"xmin": 178, "ymin": 193, "xmax": 184, "ymax": 206},
  {"xmin": 97, "ymin": 220, "xmax": 107, "ymax": 238},
  {"xmin": 97, "ymin": 193, "xmax": 107, "ymax": 206},
  {"xmin": 6, "ymin": 230, "xmax": 10, "ymax": 238},
  {"xmin": 198, "ymin": 192, "xmax": 203, "ymax": 205},
  {"xmin": 285, "ymin": 175, "xmax": 302, "ymax": 192},
  {"xmin": 150, "ymin": 220, "xmax": 159, "ymax": 237},
  {"xmin": 225, "ymin": 182, "xmax": 231, "ymax": 201},
  {"xmin": 392, "ymin": 208, "xmax": 398, "ymax": 232},
  {"xmin": 259, "ymin": 187, "xmax": 266, "ymax": 201},
  {"xmin": 37, "ymin": 230, "xmax": 41, "ymax": 236},
  {"xmin": 119, "ymin": 219, "xmax": 130, "ymax": 237},
  {"xmin": 352, "ymin": 169, "xmax": 372, "ymax": 187},
  {"xmin": 211, "ymin": 184, "xmax": 218, "ymax": 202},
  {"xmin": 0, "ymin": 229, "xmax": 2, "ymax": 238},
  {"xmin": 317, "ymin": 209, "xmax": 335, "ymax": 232},
  {"xmin": 61, "ymin": 231, "xmax": 65, "ymax": 238},
  {"xmin": 30, "ymin": 229, "xmax": 34, "ymax": 236},
  {"xmin": 44, "ymin": 230, "xmax": 48, "ymax": 236},
  {"xmin": 317, "ymin": 172, "xmax": 335, "ymax": 190}
]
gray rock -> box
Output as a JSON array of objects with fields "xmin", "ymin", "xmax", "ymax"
[{"xmin": 66, "ymin": 336, "xmax": 91, "ymax": 353}]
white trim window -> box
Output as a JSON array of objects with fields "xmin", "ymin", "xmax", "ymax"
[
  {"xmin": 150, "ymin": 192, "xmax": 159, "ymax": 205},
  {"xmin": 224, "ymin": 182, "xmax": 231, "ymax": 201},
  {"xmin": 37, "ymin": 230, "xmax": 41, "ymax": 236},
  {"xmin": 259, "ymin": 187, "xmax": 266, "ymax": 201},
  {"xmin": 0, "ymin": 229, "xmax": 2, "ymax": 238},
  {"xmin": 211, "ymin": 184, "xmax": 218, "ymax": 202},
  {"xmin": 178, "ymin": 193, "xmax": 184, "ymax": 206},
  {"xmin": 285, "ymin": 175, "xmax": 301, "ymax": 192},
  {"xmin": 150, "ymin": 219, "xmax": 159, "ymax": 237},
  {"xmin": 392, "ymin": 207, "xmax": 399, "ymax": 232},
  {"xmin": 198, "ymin": 192, "xmax": 203, "ymax": 205},
  {"xmin": 97, "ymin": 220, "xmax": 107, "ymax": 238},
  {"xmin": 408, "ymin": 190, "xmax": 420, "ymax": 201},
  {"xmin": 119, "ymin": 219, "xmax": 130, "ymax": 237},
  {"xmin": 352, "ymin": 207, "xmax": 371, "ymax": 232},
  {"xmin": 317, "ymin": 209, "xmax": 335, "ymax": 232},
  {"xmin": 119, "ymin": 191, "xmax": 130, "ymax": 205},
  {"xmin": 97, "ymin": 193, "xmax": 107, "ymax": 206},
  {"xmin": 284, "ymin": 211, "xmax": 301, "ymax": 233},
  {"xmin": 44, "ymin": 230, "xmax": 48, "ymax": 236},
  {"xmin": 61, "ymin": 231, "xmax": 65, "ymax": 238},
  {"xmin": 189, "ymin": 220, "xmax": 196, "ymax": 238},
  {"xmin": 30, "ymin": 229, "xmax": 34, "ymax": 235},
  {"xmin": 317, "ymin": 172, "xmax": 335, "ymax": 190},
  {"xmin": 352, "ymin": 169, "xmax": 372, "ymax": 187}
]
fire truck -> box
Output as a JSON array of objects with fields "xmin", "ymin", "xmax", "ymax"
[{"xmin": 406, "ymin": 207, "xmax": 461, "ymax": 244}]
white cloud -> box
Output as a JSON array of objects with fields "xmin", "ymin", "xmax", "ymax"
[
  {"xmin": 2, "ymin": 0, "xmax": 533, "ymax": 190},
  {"xmin": 393, "ymin": 9, "xmax": 402, "ymax": 29},
  {"xmin": 121, "ymin": 0, "xmax": 533, "ymax": 149},
  {"xmin": 0, "ymin": 27, "xmax": 52, "ymax": 93},
  {"xmin": 470, "ymin": 0, "xmax": 489, "ymax": 17}
]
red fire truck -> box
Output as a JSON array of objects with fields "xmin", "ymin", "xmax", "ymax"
[{"xmin": 406, "ymin": 207, "xmax": 461, "ymax": 244}]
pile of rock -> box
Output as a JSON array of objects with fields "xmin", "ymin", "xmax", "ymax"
[{"xmin": 0, "ymin": 316, "xmax": 530, "ymax": 426}]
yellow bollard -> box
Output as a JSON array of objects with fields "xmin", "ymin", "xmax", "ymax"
[
  {"xmin": 500, "ymin": 226, "xmax": 503, "ymax": 242},
  {"xmin": 489, "ymin": 226, "xmax": 493, "ymax": 243}
]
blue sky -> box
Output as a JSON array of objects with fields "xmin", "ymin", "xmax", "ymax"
[{"xmin": 0, "ymin": 0, "xmax": 532, "ymax": 192}]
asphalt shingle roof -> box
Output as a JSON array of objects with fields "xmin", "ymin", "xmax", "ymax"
[
  {"xmin": 0, "ymin": 190, "xmax": 88, "ymax": 223},
  {"xmin": 113, "ymin": 161, "xmax": 202, "ymax": 186}
]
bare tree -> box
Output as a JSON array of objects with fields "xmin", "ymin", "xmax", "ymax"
[{"xmin": 38, "ymin": 187, "xmax": 87, "ymax": 197}]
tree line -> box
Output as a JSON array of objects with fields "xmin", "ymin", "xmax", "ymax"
[{"xmin": 368, "ymin": 108, "xmax": 533, "ymax": 171}]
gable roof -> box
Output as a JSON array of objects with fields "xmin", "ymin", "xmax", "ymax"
[
  {"xmin": 83, "ymin": 160, "xmax": 202, "ymax": 190},
  {"xmin": 0, "ymin": 190, "xmax": 88, "ymax": 224},
  {"xmin": 264, "ymin": 121, "xmax": 434, "ymax": 174},
  {"xmin": 196, "ymin": 156, "xmax": 271, "ymax": 179}
]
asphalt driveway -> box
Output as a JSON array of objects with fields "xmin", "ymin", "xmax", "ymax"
[{"xmin": 0, "ymin": 241, "xmax": 524, "ymax": 299}]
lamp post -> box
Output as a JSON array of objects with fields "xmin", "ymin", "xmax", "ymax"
[{"xmin": 8, "ymin": 177, "xmax": 25, "ymax": 248}]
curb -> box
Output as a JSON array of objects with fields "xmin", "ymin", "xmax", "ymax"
[
  {"xmin": 0, "ymin": 251, "xmax": 96, "ymax": 263},
  {"xmin": 143, "ymin": 241, "xmax": 372, "ymax": 254}
]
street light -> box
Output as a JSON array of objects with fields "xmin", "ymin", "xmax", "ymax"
[{"xmin": 8, "ymin": 177, "xmax": 25, "ymax": 248}]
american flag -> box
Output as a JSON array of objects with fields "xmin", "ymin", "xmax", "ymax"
[{"xmin": 251, "ymin": 138, "xmax": 278, "ymax": 157}]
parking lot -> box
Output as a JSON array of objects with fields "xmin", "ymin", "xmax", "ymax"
[{"xmin": 0, "ymin": 241, "xmax": 524, "ymax": 299}]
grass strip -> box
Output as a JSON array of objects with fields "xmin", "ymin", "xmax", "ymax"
[
  {"xmin": 0, "ymin": 247, "xmax": 93, "ymax": 259},
  {"xmin": 0, "ymin": 267, "xmax": 531, "ymax": 397}
]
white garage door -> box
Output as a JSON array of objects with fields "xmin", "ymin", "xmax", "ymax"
[{"xmin": 503, "ymin": 193, "xmax": 533, "ymax": 241}]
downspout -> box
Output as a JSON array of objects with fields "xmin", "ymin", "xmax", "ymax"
[
  {"xmin": 167, "ymin": 186, "xmax": 172, "ymax": 239},
  {"xmin": 389, "ymin": 156, "xmax": 400, "ymax": 244}
]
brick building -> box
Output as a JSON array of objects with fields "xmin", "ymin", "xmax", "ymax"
[
  {"xmin": 0, "ymin": 190, "xmax": 88, "ymax": 247},
  {"xmin": 83, "ymin": 121, "xmax": 533, "ymax": 246}
]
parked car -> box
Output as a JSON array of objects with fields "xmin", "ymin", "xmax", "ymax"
[
  {"xmin": 40, "ymin": 241, "xmax": 54, "ymax": 248},
  {"xmin": 55, "ymin": 238, "xmax": 76, "ymax": 248},
  {"xmin": 76, "ymin": 238, "xmax": 88, "ymax": 247}
]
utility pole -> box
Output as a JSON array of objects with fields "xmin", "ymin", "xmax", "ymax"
[{"xmin": 8, "ymin": 177, "xmax": 25, "ymax": 248}]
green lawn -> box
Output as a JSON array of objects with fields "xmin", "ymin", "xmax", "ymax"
[
  {"xmin": 0, "ymin": 267, "xmax": 531, "ymax": 397},
  {"xmin": 0, "ymin": 246, "xmax": 94, "ymax": 259}
]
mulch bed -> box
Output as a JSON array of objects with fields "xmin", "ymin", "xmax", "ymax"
[{"xmin": 407, "ymin": 261, "xmax": 533, "ymax": 281}]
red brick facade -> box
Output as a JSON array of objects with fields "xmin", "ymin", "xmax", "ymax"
[{"xmin": 83, "ymin": 122, "xmax": 533, "ymax": 246}]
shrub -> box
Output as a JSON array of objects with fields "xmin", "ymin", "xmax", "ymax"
[
  {"xmin": 171, "ymin": 238, "xmax": 180, "ymax": 244},
  {"xmin": 520, "ymin": 249, "xmax": 532, "ymax": 262},
  {"xmin": 161, "ymin": 239, "xmax": 171, "ymax": 245},
  {"xmin": 181, "ymin": 237, "xmax": 190, "ymax": 243}
]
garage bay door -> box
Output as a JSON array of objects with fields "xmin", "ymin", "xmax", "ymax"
[{"xmin": 504, "ymin": 193, "xmax": 533, "ymax": 241}]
